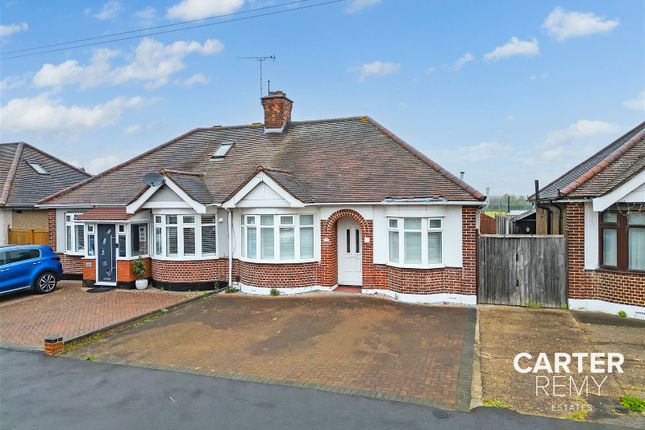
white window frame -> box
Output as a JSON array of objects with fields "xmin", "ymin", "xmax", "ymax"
[
  {"xmin": 387, "ymin": 217, "xmax": 444, "ymax": 268},
  {"xmin": 241, "ymin": 213, "xmax": 316, "ymax": 263},
  {"xmin": 65, "ymin": 212, "xmax": 85, "ymax": 255},
  {"xmin": 152, "ymin": 213, "xmax": 218, "ymax": 260}
]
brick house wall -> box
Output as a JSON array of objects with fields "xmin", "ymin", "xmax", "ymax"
[
  {"xmin": 239, "ymin": 261, "xmax": 319, "ymax": 289},
  {"xmin": 565, "ymin": 203, "xmax": 645, "ymax": 306}
]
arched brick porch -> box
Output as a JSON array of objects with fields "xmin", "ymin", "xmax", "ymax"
[{"xmin": 320, "ymin": 209, "xmax": 376, "ymax": 288}]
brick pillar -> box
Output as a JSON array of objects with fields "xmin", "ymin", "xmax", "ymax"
[
  {"xmin": 565, "ymin": 203, "xmax": 592, "ymax": 299},
  {"xmin": 47, "ymin": 209, "xmax": 57, "ymax": 250},
  {"xmin": 44, "ymin": 337, "xmax": 64, "ymax": 356},
  {"xmin": 461, "ymin": 206, "xmax": 478, "ymax": 295}
]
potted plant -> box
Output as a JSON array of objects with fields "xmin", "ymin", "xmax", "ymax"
[{"xmin": 132, "ymin": 257, "xmax": 148, "ymax": 290}]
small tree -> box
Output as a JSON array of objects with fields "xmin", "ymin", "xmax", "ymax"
[{"xmin": 132, "ymin": 257, "xmax": 146, "ymax": 280}]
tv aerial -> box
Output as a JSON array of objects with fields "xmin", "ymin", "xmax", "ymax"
[{"xmin": 238, "ymin": 55, "xmax": 276, "ymax": 98}]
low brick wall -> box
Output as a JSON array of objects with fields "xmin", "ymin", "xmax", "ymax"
[
  {"xmin": 375, "ymin": 266, "xmax": 465, "ymax": 295},
  {"xmin": 239, "ymin": 261, "xmax": 319, "ymax": 289},
  {"xmin": 59, "ymin": 254, "xmax": 82, "ymax": 279}
]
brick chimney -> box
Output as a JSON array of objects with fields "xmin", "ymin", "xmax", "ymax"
[{"xmin": 261, "ymin": 91, "xmax": 293, "ymax": 130}]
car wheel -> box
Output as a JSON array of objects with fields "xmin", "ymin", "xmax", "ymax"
[{"xmin": 34, "ymin": 272, "xmax": 57, "ymax": 294}]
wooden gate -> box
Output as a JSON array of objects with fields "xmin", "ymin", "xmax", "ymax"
[
  {"xmin": 478, "ymin": 235, "xmax": 566, "ymax": 308},
  {"xmin": 7, "ymin": 228, "xmax": 49, "ymax": 245}
]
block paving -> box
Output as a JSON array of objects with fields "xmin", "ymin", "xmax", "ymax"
[
  {"xmin": 0, "ymin": 281, "xmax": 201, "ymax": 349},
  {"xmin": 67, "ymin": 294, "xmax": 475, "ymax": 409}
]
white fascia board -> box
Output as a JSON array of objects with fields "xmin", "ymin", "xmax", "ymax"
[
  {"xmin": 223, "ymin": 172, "xmax": 304, "ymax": 209},
  {"xmin": 126, "ymin": 177, "xmax": 206, "ymax": 214},
  {"xmin": 306, "ymin": 200, "xmax": 485, "ymax": 207},
  {"xmin": 592, "ymin": 170, "xmax": 645, "ymax": 212}
]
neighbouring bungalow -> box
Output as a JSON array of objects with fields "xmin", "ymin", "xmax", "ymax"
[
  {"xmin": 38, "ymin": 91, "xmax": 486, "ymax": 303},
  {"xmin": 0, "ymin": 143, "xmax": 91, "ymax": 246},
  {"xmin": 534, "ymin": 122, "xmax": 644, "ymax": 318}
]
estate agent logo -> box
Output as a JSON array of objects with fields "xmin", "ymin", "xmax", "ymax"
[{"xmin": 513, "ymin": 352, "xmax": 624, "ymax": 397}]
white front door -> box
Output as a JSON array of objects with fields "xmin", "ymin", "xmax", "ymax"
[{"xmin": 337, "ymin": 218, "xmax": 362, "ymax": 286}]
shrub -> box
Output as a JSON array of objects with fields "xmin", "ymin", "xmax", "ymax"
[
  {"xmin": 270, "ymin": 288, "xmax": 280, "ymax": 296},
  {"xmin": 225, "ymin": 286, "xmax": 238, "ymax": 294},
  {"xmin": 617, "ymin": 310, "xmax": 627, "ymax": 318},
  {"xmin": 132, "ymin": 257, "xmax": 146, "ymax": 279},
  {"xmin": 620, "ymin": 395, "xmax": 645, "ymax": 412}
]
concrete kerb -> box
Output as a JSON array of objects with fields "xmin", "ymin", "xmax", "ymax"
[{"xmin": 469, "ymin": 306, "xmax": 483, "ymax": 409}]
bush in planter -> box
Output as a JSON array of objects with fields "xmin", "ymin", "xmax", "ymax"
[{"xmin": 132, "ymin": 257, "xmax": 146, "ymax": 279}]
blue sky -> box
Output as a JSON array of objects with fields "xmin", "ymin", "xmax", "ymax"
[{"xmin": 1, "ymin": 0, "xmax": 643, "ymax": 196}]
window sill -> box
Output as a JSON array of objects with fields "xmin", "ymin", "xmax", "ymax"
[
  {"xmin": 385, "ymin": 262, "xmax": 445, "ymax": 270},
  {"xmin": 64, "ymin": 251, "xmax": 85, "ymax": 257},
  {"xmin": 151, "ymin": 255, "xmax": 220, "ymax": 262},
  {"xmin": 594, "ymin": 267, "xmax": 645, "ymax": 275},
  {"xmin": 116, "ymin": 255, "xmax": 151, "ymax": 261},
  {"xmin": 239, "ymin": 257, "xmax": 318, "ymax": 265}
]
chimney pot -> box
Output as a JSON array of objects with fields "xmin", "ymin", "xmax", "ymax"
[{"xmin": 261, "ymin": 90, "xmax": 293, "ymax": 130}]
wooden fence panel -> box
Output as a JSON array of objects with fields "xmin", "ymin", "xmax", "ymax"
[
  {"xmin": 478, "ymin": 235, "xmax": 566, "ymax": 308},
  {"xmin": 7, "ymin": 228, "xmax": 49, "ymax": 246}
]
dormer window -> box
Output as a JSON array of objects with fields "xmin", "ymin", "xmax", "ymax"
[
  {"xmin": 211, "ymin": 142, "xmax": 233, "ymax": 159},
  {"xmin": 27, "ymin": 161, "xmax": 48, "ymax": 174}
]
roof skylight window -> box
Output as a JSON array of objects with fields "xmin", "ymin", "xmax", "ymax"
[
  {"xmin": 211, "ymin": 142, "xmax": 234, "ymax": 159},
  {"xmin": 27, "ymin": 161, "xmax": 48, "ymax": 175}
]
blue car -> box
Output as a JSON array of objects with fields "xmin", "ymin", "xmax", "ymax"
[{"xmin": 0, "ymin": 245, "xmax": 63, "ymax": 295}]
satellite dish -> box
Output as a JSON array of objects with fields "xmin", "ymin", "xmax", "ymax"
[{"xmin": 143, "ymin": 172, "xmax": 164, "ymax": 187}]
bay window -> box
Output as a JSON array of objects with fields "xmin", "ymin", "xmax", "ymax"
[
  {"xmin": 65, "ymin": 213, "xmax": 85, "ymax": 254},
  {"xmin": 241, "ymin": 214, "xmax": 316, "ymax": 262},
  {"xmin": 153, "ymin": 214, "xmax": 218, "ymax": 258},
  {"xmin": 600, "ymin": 209, "xmax": 645, "ymax": 272},
  {"xmin": 388, "ymin": 217, "xmax": 443, "ymax": 266}
]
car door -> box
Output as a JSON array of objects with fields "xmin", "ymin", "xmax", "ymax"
[
  {"xmin": 0, "ymin": 249, "xmax": 40, "ymax": 292},
  {"xmin": 0, "ymin": 250, "xmax": 10, "ymax": 292}
]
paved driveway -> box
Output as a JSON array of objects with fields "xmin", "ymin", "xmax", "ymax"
[
  {"xmin": 478, "ymin": 306, "xmax": 645, "ymax": 428},
  {"xmin": 66, "ymin": 294, "xmax": 476, "ymax": 410},
  {"xmin": 0, "ymin": 281, "xmax": 202, "ymax": 350}
]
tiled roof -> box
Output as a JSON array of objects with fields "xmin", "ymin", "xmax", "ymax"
[
  {"xmin": 40, "ymin": 117, "xmax": 485, "ymax": 206},
  {"xmin": 76, "ymin": 207, "xmax": 133, "ymax": 221},
  {"xmin": 536, "ymin": 122, "xmax": 645, "ymax": 200},
  {"xmin": 162, "ymin": 169, "xmax": 213, "ymax": 204},
  {"xmin": 0, "ymin": 142, "xmax": 91, "ymax": 208}
]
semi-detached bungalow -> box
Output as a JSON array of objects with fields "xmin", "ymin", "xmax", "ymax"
[
  {"xmin": 534, "ymin": 121, "xmax": 645, "ymax": 318},
  {"xmin": 39, "ymin": 91, "xmax": 486, "ymax": 303}
]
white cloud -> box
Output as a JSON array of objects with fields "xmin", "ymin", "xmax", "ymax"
[
  {"xmin": 86, "ymin": 154, "xmax": 123, "ymax": 174},
  {"xmin": 451, "ymin": 53, "xmax": 474, "ymax": 71},
  {"xmin": 33, "ymin": 38, "xmax": 223, "ymax": 90},
  {"xmin": 529, "ymin": 73, "xmax": 549, "ymax": 81},
  {"xmin": 543, "ymin": 7, "xmax": 619, "ymax": 41},
  {"xmin": 123, "ymin": 124, "xmax": 142, "ymax": 135},
  {"xmin": 346, "ymin": 0, "xmax": 382, "ymax": 14},
  {"xmin": 0, "ymin": 94, "xmax": 146, "ymax": 132},
  {"xmin": 484, "ymin": 37, "xmax": 539, "ymax": 61},
  {"xmin": 435, "ymin": 142, "xmax": 513, "ymax": 162},
  {"xmin": 530, "ymin": 120, "xmax": 617, "ymax": 163},
  {"xmin": 0, "ymin": 73, "xmax": 31, "ymax": 91},
  {"xmin": 167, "ymin": 0, "xmax": 244, "ymax": 20},
  {"xmin": 0, "ymin": 22, "xmax": 28, "ymax": 37},
  {"xmin": 622, "ymin": 91, "xmax": 645, "ymax": 112},
  {"xmin": 425, "ymin": 66, "xmax": 437, "ymax": 75},
  {"xmin": 178, "ymin": 73, "xmax": 209, "ymax": 87},
  {"xmin": 352, "ymin": 61, "xmax": 401, "ymax": 82},
  {"xmin": 135, "ymin": 7, "xmax": 157, "ymax": 26},
  {"xmin": 95, "ymin": 0, "xmax": 122, "ymax": 20}
]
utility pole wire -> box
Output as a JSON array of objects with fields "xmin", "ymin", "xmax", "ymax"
[
  {"xmin": 1, "ymin": 0, "xmax": 322, "ymax": 56},
  {"xmin": 1, "ymin": 0, "xmax": 345, "ymax": 61}
]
